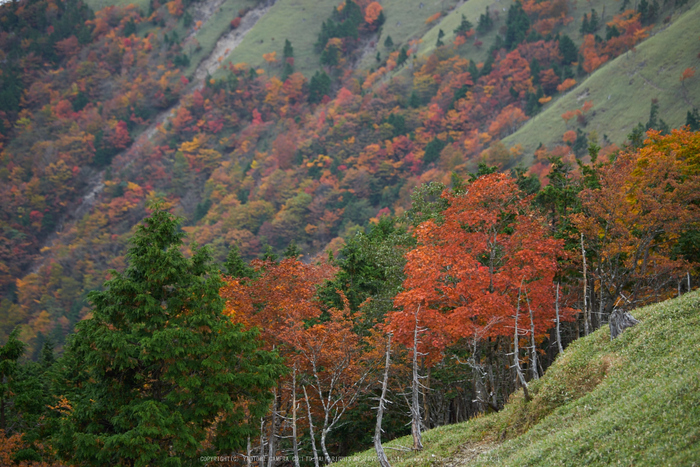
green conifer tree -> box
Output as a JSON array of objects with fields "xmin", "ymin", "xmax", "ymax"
[{"xmin": 56, "ymin": 204, "xmax": 282, "ymax": 466}]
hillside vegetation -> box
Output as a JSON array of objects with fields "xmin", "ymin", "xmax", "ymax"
[
  {"xmin": 505, "ymin": 0, "xmax": 700, "ymax": 158},
  {"xmin": 335, "ymin": 289, "xmax": 700, "ymax": 466}
]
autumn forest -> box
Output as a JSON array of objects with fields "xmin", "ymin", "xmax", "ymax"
[{"xmin": 0, "ymin": 0, "xmax": 699, "ymax": 464}]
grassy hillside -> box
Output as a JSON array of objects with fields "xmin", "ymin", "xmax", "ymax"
[
  {"xmin": 219, "ymin": 0, "xmax": 470, "ymax": 78},
  {"xmin": 504, "ymin": 1, "xmax": 700, "ymax": 160},
  {"xmin": 335, "ymin": 290, "xmax": 700, "ymax": 466}
]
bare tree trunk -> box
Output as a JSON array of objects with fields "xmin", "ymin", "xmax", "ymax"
[
  {"xmin": 291, "ymin": 367, "xmax": 300, "ymax": 467},
  {"xmin": 246, "ymin": 436, "xmax": 252, "ymax": 467},
  {"xmin": 259, "ymin": 417, "xmax": 266, "ymax": 465},
  {"xmin": 411, "ymin": 305, "xmax": 424, "ymax": 451},
  {"xmin": 267, "ymin": 384, "xmax": 279, "ymax": 467},
  {"xmin": 303, "ymin": 386, "xmax": 320, "ymax": 467},
  {"xmin": 555, "ymin": 282, "xmax": 564, "ymax": 354},
  {"xmin": 609, "ymin": 307, "xmax": 639, "ymax": 339},
  {"xmin": 599, "ymin": 277, "xmax": 606, "ymax": 325},
  {"xmin": 581, "ymin": 233, "xmax": 590, "ymax": 335},
  {"xmin": 513, "ymin": 282, "xmax": 531, "ymax": 402},
  {"xmin": 374, "ymin": 335, "xmax": 392, "ymax": 467},
  {"xmin": 423, "ymin": 366, "xmax": 431, "ymax": 429},
  {"xmin": 524, "ymin": 289, "xmax": 539, "ymax": 380}
]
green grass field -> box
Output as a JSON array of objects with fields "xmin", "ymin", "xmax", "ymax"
[
  {"xmin": 217, "ymin": 0, "xmax": 340, "ymax": 78},
  {"xmin": 503, "ymin": 0, "xmax": 700, "ymax": 162},
  {"xmin": 334, "ymin": 289, "xmax": 700, "ymax": 466}
]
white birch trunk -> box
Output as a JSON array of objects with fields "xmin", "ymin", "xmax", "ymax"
[
  {"xmin": 555, "ymin": 282, "xmax": 564, "ymax": 354},
  {"xmin": 411, "ymin": 305, "xmax": 424, "ymax": 451},
  {"xmin": 374, "ymin": 335, "xmax": 392, "ymax": 467},
  {"xmin": 303, "ymin": 386, "xmax": 320, "ymax": 467}
]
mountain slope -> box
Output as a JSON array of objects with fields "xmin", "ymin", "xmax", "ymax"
[
  {"xmin": 334, "ymin": 290, "xmax": 700, "ymax": 466},
  {"xmin": 504, "ymin": 1, "xmax": 700, "ymax": 158}
]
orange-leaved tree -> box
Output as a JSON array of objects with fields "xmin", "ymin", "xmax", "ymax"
[
  {"xmin": 574, "ymin": 129, "xmax": 700, "ymax": 318},
  {"xmin": 391, "ymin": 173, "xmax": 565, "ymax": 351},
  {"xmin": 389, "ymin": 173, "xmax": 566, "ymax": 410}
]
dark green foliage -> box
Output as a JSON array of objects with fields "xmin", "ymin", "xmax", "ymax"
[
  {"xmin": 400, "ymin": 181, "xmax": 449, "ymax": 227},
  {"xmin": 315, "ymin": 0, "xmax": 364, "ymax": 52},
  {"xmin": 224, "ymin": 244, "xmax": 255, "ymax": 278},
  {"xmin": 283, "ymin": 240, "xmax": 302, "ymax": 259},
  {"xmin": 536, "ymin": 156, "xmax": 581, "ymax": 242},
  {"xmin": 384, "ymin": 35, "xmax": 394, "ymax": 49},
  {"xmin": 436, "ymin": 29, "xmax": 445, "ymax": 47},
  {"xmin": 124, "ymin": 18, "xmax": 137, "ymax": 36},
  {"xmin": 319, "ymin": 216, "xmax": 413, "ymax": 326},
  {"xmin": 686, "ymin": 108, "xmax": 700, "ymax": 131},
  {"xmin": 56, "ymin": 205, "xmax": 282, "ymax": 466},
  {"xmin": 606, "ymin": 24, "xmax": 621, "ymax": 40},
  {"xmin": 376, "ymin": 51, "xmax": 381, "ymax": 62},
  {"xmin": 476, "ymin": 7, "xmax": 493, "ymax": 34},
  {"xmin": 572, "ymin": 129, "xmax": 589, "ymax": 157},
  {"xmin": 193, "ymin": 198, "xmax": 212, "ymax": 222},
  {"xmin": 505, "ymin": 1, "xmax": 530, "ymax": 50},
  {"xmin": 454, "ymin": 14, "xmax": 474, "ymax": 36},
  {"xmin": 589, "ymin": 9, "xmax": 600, "ymax": 32},
  {"xmin": 580, "ymin": 14, "xmax": 589, "ymax": 35},
  {"xmin": 638, "ymin": 0, "xmax": 658, "ymax": 24},
  {"xmin": 423, "ymin": 137, "xmax": 447, "ymax": 164},
  {"xmin": 512, "ymin": 166, "xmax": 541, "ymax": 194},
  {"xmin": 386, "ymin": 113, "xmax": 407, "ymax": 137},
  {"xmin": 173, "ymin": 53, "xmax": 190, "ymax": 68},
  {"xmin": 261, "ymin": 244, "xmax": 279, "ymax": 262},
  {"xmin": 283, "ymin": 39, "xmax": 294, "ymax": 59},
  {"xmin": 530, "ymin": 58, "xmax": 541, "ymax": 84},
  {"xmin": 525, "ymin": 86, "xmax": 544, "ymax": 116},
  {"xmin": 309, "ymin": 71, "xmax": 332, "ymax": 103},
  {"xmin": 627, "ymin": 122, "xmax": 647, "ymax": 149},
  {"xmin": 397, "ymin": 46, "xmax": 409, "ymax": 66},
  {"xmin": 469, "ymin": 161, "xmax": 498, "ymax": 181},
  {"xmin": 646, "ymin": 99, "xmax": 670, "ymax": 134},
  {"xmin": 469, "ymin": 60, "xmax": 480, "ymax": 81},
  {"xmin": 409, "ymin": 91, "xmax": 421, "ymax": 108},
  {"xmin": 0, "ymin": 329, "xmax": 56, "ymax": 455},
  {"xmin": 558, "ymin": 34, "xmax": 578, "ymax": 65}
]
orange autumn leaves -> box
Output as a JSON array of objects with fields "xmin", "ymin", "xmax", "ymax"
[{"xmin": 389, "ymin": 173, "xmax": 567, "ymax": 361}]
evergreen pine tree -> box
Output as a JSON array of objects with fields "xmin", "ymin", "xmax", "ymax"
[
  {"xmin": 589, "ymin": 9, "xmax": 600, "ymax": 31},
  {"xmin": 384, "ymin": 35, "xmax": 394, "ymax": 49},
  {"xmin": 397, "ymin": 46, "xmax": 408, "ymax": 66},
  {"xmin": 436, "ymin": 29, "xmax": 445, "ymax": 47},
  {"xmin": 283, "ymin": 39, "xmax": 294, "ymax": 59},
  {"xmin": 504, "ymin": 1, "xmax": 530, "ymax": 49},
  {"xmin": 580, "ymin": 14, "xmax": 590, "ymax": 35},
  {"xmin": 56, "ymin": 204, "xmax": 282, "ymax": 465},
  {"xmin": 224, "ymin": 244, "xmax": 254, "ymax": 279},
  {"xmin": 454, "ymin": 14, "xmax": 473, "ymax": 36},
  {"xmin": 686, "ymin": 108, "xmax": 700, "ymax": 131},
  {"xmin": 283, "ymin": 240, "xmax": 302, "ymax": 259},
  {"xmin": 476, "ymin": 7, "xmax": 493, "ymax": 34},
  {"xmin": 559, "ymin": 34, "xmax": 578, "ymax": 65}
]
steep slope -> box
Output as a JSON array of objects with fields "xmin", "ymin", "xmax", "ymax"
[
  {"xmin": 503, "ymin": 1, "xmax": 700, "ymax": 158},
  {"xmin": 334, "ymin": 290, "xmax": 700, "ymax": 466}
]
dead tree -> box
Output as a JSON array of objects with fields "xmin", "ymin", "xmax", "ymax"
[
  {"xmin": 609, "ymin": 295, "xmax": 640, "ymax": 340},
  {"xmin": 581, "ymin": 233, "xmax": 590, "ymax": 335},
  {"xmin": 302, "ymin": 386, "xmax": 320, "ymax": 467},
  {"xmin": 374, "ymin": 334, "xmax": 393, "ymax": 467},
  {"xmin": 555, "ymin": 282, "xmax": 564, "ymax": 354},
  {"xmin": 512, "ymin": 281, "xmax": 531, "ymax": 402},
  {"xmin": 291, "ymin": 366, "xmax": 300, "ymax": 467},
  {"xmin": 410, "ymin": 305, "xmax": 424, "ymax": 451}
]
